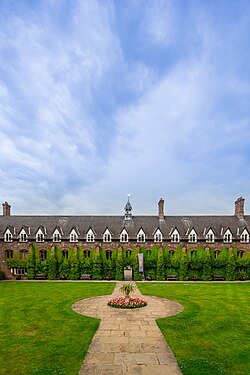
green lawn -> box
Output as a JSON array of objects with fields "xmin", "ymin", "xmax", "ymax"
[
  {"xmin": 0, "ymin": 281, "xmax": 115, "ymax": 375},
  {"xmin": 138, "ymin": 282, "xmax": 250, "ymax": 375}
]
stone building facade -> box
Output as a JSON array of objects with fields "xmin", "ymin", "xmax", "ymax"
[{"xmin": 0, "ymin": 197, "xmax": 250, "ymax": 278}]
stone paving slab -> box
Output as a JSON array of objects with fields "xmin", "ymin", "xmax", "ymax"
[{"xmin": 72, "ymin": 282, "xmax": 183, "ymax": 375}]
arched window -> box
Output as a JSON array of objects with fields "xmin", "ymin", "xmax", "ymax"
[
  {"xmin": 240, "ymin": 230, "xmax": 249, "ymax": 243},
  {"xmin": 62, "ymin": 250, "xmax": 68, "ymax": 259},
  {"xmin": 169, "ymin": 250, "xmax": 175, "ymax": 256},
  {"xmin": 120, "ymin": 230, "xmax": 128, "ymax": 242},
  {"xmin": 214, "ymin": 250, "xmax": 220, "ymax": 258},
  {"xmin": 5, "ymin": 250, "xmax": 13, "ymax": 259},
  {"xmin": 20, "ymin": 250, "xmax": 28, "ymax": 259},
  {"xmin": 126, "ymin": 250, "xmax": 132, "ymax": 257},
  {"xmin": 223, "ymin": 230, "xmax": 232, "ymax": 243},
  {"xmin": 237, "ymin": 250, "xmax": 244, "ymax": 258},
  {"xmin": 106, "ymin": 250, "xmax": 112, "ymax": 260},
  {"xmin": 40, "ymin": 250, "xmax": 47, "ymax": 261},
  {"xmin": 20, "ymin": 232, "xmax": 27, "ymax": 242},
  {"xmin": 83, "ymin": 250, "xmax": 91, "ymax": 258}
]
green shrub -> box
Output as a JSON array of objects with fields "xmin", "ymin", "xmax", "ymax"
[
  {"xmin": 156, "ymin": 250, "xmax": 165, "ymax": 280},
  {"xmin": 115, "ymin": 250, "xmax": 124, "ymax": 280},
  {"xmin": 0, "ymin": 270, "xmax": 5, "ymax": 280},
  {"xmin": 92, "ymin": 251, "xmax": 102, "ymax": 280}
]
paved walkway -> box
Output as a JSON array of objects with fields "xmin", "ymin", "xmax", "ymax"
[{"xmin": 72, "ymin": 282, "xmax": 184, "ymax": 375}]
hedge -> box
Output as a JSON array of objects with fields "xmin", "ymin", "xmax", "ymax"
[{"xmin": 4, "ymin": 245, "xmax": 250, "ymax": 280}]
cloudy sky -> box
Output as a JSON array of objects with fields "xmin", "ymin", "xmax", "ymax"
[{"xmin": 0, "ymin": 0, "xmax": 250, "ymax": 216}]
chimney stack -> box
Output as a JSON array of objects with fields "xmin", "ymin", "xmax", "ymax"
[
  {"xmin": 235, "ymin": 197, "xmax": 245, "ymax": 219},
  {"xmin": 158, "ymin": 198, "xmax": 165, "ymax": 221},
  {"xmin": 2, "ymin": 201, "xmax": 11, "ymax": 216}
]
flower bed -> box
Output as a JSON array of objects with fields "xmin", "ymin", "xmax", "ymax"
[{"xmin": 107, "ymin": 297, "xmax": 147, "ymax": 309}]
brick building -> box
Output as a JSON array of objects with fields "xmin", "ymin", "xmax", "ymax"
[{"xmin": 0, "ymin": 197, "xmax": 249, "ymax": 278}]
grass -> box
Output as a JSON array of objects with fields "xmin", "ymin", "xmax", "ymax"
[
  {"xmin": 0, "ymin": 281, "xmax": 115, "ymax": 375},
  {"xmin": 138, "ymin": 282, "xmax": 250, "ymax": 375}
]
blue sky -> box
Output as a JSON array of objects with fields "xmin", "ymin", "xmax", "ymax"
[{"xmin": 0, "ymin": 0, "xmax": 250, "ymax": 215}]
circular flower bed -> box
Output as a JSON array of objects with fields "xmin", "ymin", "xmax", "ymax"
[{"xmin": 107, "ymin": 297, "xmax": 147, "ymax": 309}]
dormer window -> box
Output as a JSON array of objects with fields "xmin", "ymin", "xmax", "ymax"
[
  {"xmin": 86, "ymin": 229, "xmax": 95, "ymax": 242},
  {"xmin": 223, "ymin": 229, "xmax": 232, "ymax": 243},
  {"xmin": 137, "ymin": 228, "xmax": 145, "ymax": 243},
  {"xmin": 36, "ymin": 229, "xmax": 44, "ymax": 242},
  {"xmin": 69, "ymin": 229, "xmax": 78, "ymax": 243},
  {"xmin": 4, "ymin": 229, "xmax": 12, "ymax": 242},
  {"xmin": 171, "ymin": 229, "xmax": 180, "ymax": 243},
  {"xmin": 103, "ymin": 229, "xmax": 112, "ymax": 242},
  {"xmin": 154, "ymin": 229, "xmax": 163, "ymax": 242},
  {"xmin": 206, "ymin": 229, "xmax": 215, "ymax": 243},
  {"xmin": 53, "ymin": 229, "xmax": 61, "ymax": 242},
  {"xmin": 120, "ymin": 228, "xmax": 128, "ymax": 242},
  {"xmin": 19, "ymin": 229, "xmax": 28, "ymax": 242},
  {"xmin": 240, "ymin": 229, "xmax": 249, "ymax": 243},
  {"xmin": 188, "ymin": 229, "xmax": 197, "ymax": 243}
]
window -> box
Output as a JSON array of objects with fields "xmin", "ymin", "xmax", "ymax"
[
  {"xmin": 214, "ymin": 250, "xmax": 220, "ymax": 258},
  {"xmin": 36, "ymin": 231, "xmax": 44, "ymax": 242},
  {"xmin": 83, "ymin": 250, "xmax": 91, "ymax": 258},
  {"xmin": 70, "ymin": 232, "xmax": 78, "ymax": 242},
  {"xmin": 137, "ymin": 229, "xmax": 145, "ymax": 243},
  {"xmin": 223, "ymin": 230, "xmax": 232, "ymax": 243},
  {"xmin": 5, "ymin": 250, "xmax": 13, "ymax": 259},
  {"xmin": 53, "ymin": 229, "xmax": 61, "ymax": 242},
  {"xmin": 169, "ymin": 250, "xmax": 175, "ymax": 256},
  {"xmin": 120, "ymin": 229, "xmax": 128, "ymax": 242},
  {"xmin": 86, "ymin": 229, "xmax": 95, "ymax": 242},
  {"xmin": 206, "ymin": 229, "xmax": 214, "ymax": 243},
  {"xmin": 106, "ymin": 250, "xmax": 112, "ymax": 260},
  {"xmin": 13, "ymin": 268, "xmax": 27, "ymax": 276},
  {"xmin": 4, "ymin": 230, "xmax": 12, "ymax": 242},
  {"xmin": 154, "ymin": 229, "xmax": 162, "ymax": 242},
  {"xmin": 237, "ymin": 250, "xmax": 244, "ymax": 258},
  {"xmin": 40, "ymin": 250, "xmax": 47, "ymax": 261},
  {"xmin": 103, "ymin": 233, "xmax": 111, "ymax": 242},
  {"xmin": 191, "ymin": 250, "xmax": 197, "ymax": 257},
  {"xmin": 240, "ymin": 230, "xmax": 249, "ymax": 243},
  {"xmin": 126, "ymin": 250, "xmax": 132, "ymax": 257},
  {"xmin": 19, "ymin": 229, "xmax": 28, "ymax": 242},
  {"xmin": 171, "ymin": 229, "xmax": 180, "ymax": 243},
  {"xmin": 62, "ymin": 250, "xmax": 68, "ymax": 259},
  {"xmin": 188, "ymin": 230, "xmax": 197, "ymax": 243},
  {"xmin": 20, "ymin": 250, "xmax": 28, "ymax": 259}
]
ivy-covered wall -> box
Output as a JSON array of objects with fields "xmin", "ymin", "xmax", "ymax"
[{"xmin": 5, "ymin": 245, "xmax": 250, "ymax": 281}]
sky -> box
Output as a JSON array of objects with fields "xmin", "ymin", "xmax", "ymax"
[{"xmin": 0, "ymin": 0, "xmax": 250, "ymax": 216}]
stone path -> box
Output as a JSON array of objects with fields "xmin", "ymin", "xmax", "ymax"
[{"xmin": 72, "ymin": 282, "xmax": 184, "ymax": 375}]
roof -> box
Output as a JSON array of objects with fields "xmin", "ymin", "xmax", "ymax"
[{"xmin": 1, "ymin": 214, "xmax": 250, "ymax": 240}]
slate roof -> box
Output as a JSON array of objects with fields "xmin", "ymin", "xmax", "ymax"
[{"xmin": 1, "ymin": 214, "xmax": 250, "ymax": 241}]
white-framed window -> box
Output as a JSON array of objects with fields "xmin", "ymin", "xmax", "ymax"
[
  {"xmin": 120, "ymin": 229, "xmax": 128, "ymax": 242},
  {"xmin": 69, "ymin": 229, "xmax": 78, "ymax": 243},
  {"xmin": 53, "ymin": 229, "xmax": 61, "ymax": 242},
  {"xmin": 86, "ymin": 229, "xmax": 95, "ymax": 242},
  {"xmin": 237, "ymin": 250, "xmax": 244, "ymax": 258},
  {"xmin": 240, "ymin": 229, "xmax": 249, "ymax": 243},
  {"xmin": 36, "ymin": 229, "xmax": 44, "ymax": 242},
  {"xmin": 103, "ymin": 229, "xmax": 112, "ymax": 242},
  {"xmin": 137, "ymin": 229, "xmax": 145, "ymax": 243},
  {"xmin": 4, "ymin": 229, "xmax": 12, "ymax": 242},
  {"xmin": 206, "ymin": 229, "xmax": 215, "ymax": 243},
  {"xmin": 188, "ymin": 229, "xmax": 197, "ymax": 243},
  {"xmin": 19, "ymin": 229, "xmax": 28, "ymax": 242},
  {"xmin": 83, "ymin": 250, "xmax": 91, "ymax": 258},
  {"xmin": 154, "ymin": 229, "xmax": 163, "ymax": 242},
  {"xmin": 223, "ymin": 229, "xmax": 232, "ymax": 243},
  {"xmin": 171, "ymin": 229, "xmax": 180, "ymax": 243}
]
